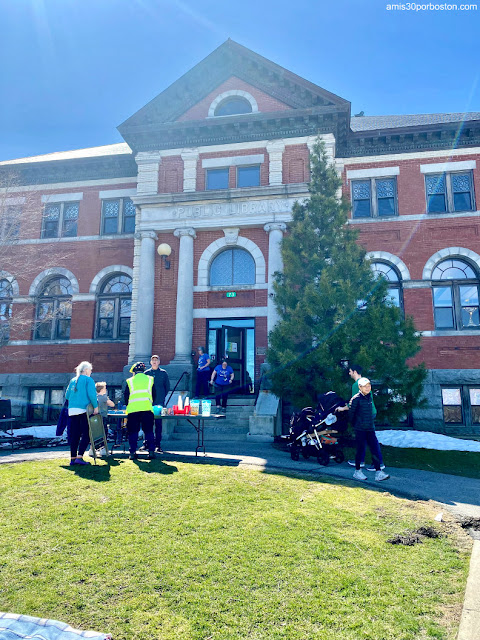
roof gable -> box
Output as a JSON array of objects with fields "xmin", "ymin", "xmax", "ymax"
[{"xmin": 118, "ymin": 40, "xmax": 350, "ymax": 150}]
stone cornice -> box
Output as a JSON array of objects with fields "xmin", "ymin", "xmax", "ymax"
[
  {"xmin": 120, "ymin": 106, "xmax": 350, "ymax": 152},
  {"xmin": 341, "ymin": 120, "xmax": 480, "ymax": 158},
  {"xmin": 132, "ymin": 182, "xmax": 309, "ymax": 206}
]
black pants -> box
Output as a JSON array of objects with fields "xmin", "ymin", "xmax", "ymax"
[
  {"xmin": 69, "ymin": 413, "xmax": 90, "ymax": 458},
  {"xmin": 154, "ymin": 418, "xmax": 163, "ymax": 448},
  {"xmin": 215, "ymin": 384, "xmax": 230, "ymax": 408},
  {"xmin": 127, "ymin": 411, "xmax": 155, "ymax": 454},
  {"xmin": 195, "ymin": 369, "xmax": 210, "ymax": 397},
  {"xmin": 355, "ymin": 430, "xmax": 382, "ymax": 471}
]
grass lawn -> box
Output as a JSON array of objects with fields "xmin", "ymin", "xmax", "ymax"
[
  {"xmin": 0, "ymin": 456, "xmax": 472, "ymax": 640},
  {"xmin": 342, "ymin": 445, "xmax": 480, "ymax": 479}
]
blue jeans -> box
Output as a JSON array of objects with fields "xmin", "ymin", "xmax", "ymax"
[{"xmin": 355, "ymin": 430, "xmax": 382, "ymax": 471}]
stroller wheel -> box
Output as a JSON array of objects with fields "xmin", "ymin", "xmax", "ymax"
[
  {"xmin": 317, "ymin": 451, "xmax": 329, "ymax": 466},
  {"xmin": 334, "ymin": 451, "xmax": 345, "ymax": 464},
  {"xmin": 290, "ymin": 446, "xmax": 300, "ymax": 461}
]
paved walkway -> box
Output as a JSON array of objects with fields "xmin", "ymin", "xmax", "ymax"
[{"xmin": 1, "ymin": 439, "xmax": 479, "ymax": 637}]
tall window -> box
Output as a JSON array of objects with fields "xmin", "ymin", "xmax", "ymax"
[
  {"xmin": 101, "ymin": 198, "xmax": 136, "ymax": 235},
  {"xmin": 1, "ymin": 206, "xmax": 21, "ymax": 240},
  {"xmin": 214, "ymin": 97, "xmax": 252, "ymax": 116},
  {"xmin": 96, "ymin": 274, "xmax": 132, "ymax": 339},
  {"xmin": 441, "ymin": 386, "xmax": 480, "ymax": 427},
  {"xmin": 28, "ymin": 388, "xmax": 64, "ymax": 422},
  {"xmin": 0, "ymin": 279, "xmax": 13, "ymax": 342},
  {"xmin": 209, "ymin": 248, "xmax": 255, "ymax": 286},
  {"xmin": 41, "ymin": 202, "xmax": 79, "ymax": 238},
  {"xmin": 432, "ymin": 259, "xmax": 480, "ymax": 330},
  {"xmin": 370, "ymin": 262, "xmax": 403, "ymax": 309},
  {"xmin": 425, "ymin": 172, "xmax": 475, "ymax": 213},
  {"xmin": 352, "ymin": 177, "xmax": 397, "ymax": 218},
  {"xmin": 34, "ymin": 277, "xmax": 73, "ymax": 340}
]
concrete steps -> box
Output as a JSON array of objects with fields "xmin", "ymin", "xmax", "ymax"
[{"xmin": 167, "ymin": 396, "xmax": 255, "ymax": 442}]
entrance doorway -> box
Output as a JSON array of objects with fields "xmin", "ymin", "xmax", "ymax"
[{"xmin": 207, "ymin": 319, "xmax": 255, "ymax": 395}]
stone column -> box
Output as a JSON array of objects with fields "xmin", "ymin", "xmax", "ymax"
[
  {"xmin": 171, "ymin": 227, "xmax": 196, "ymax": 363},
  {"xmin": 181, "ymin": 149, "xmax": 199, "ymax": 192},
  {"xmin": 266, "ymin": 140, "xmax": 285, "ymax": 186},
  {"xmin": 264, "ymin": 222, "xmax": 287, "ymax": 336},
  {"xmin": 134, "ymin": 230, "xmax": 157, "ymax": 361},
  {"xmin": 135, "ymin": 152, "xmax": 162, "ymax": 195}
]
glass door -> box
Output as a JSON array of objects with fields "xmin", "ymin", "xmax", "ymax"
[{"xmin": 221, "ymin": 325, "xmax": 244, "ymax": 391}]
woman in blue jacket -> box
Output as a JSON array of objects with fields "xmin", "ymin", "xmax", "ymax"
[{"xmin": 65, "ymin": 361, "xmax": 98, "ymax": 465}]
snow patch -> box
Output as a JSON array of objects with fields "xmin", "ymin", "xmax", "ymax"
[{"xmin": 377, "ymin": 430, "xmax": 480, "ymax": 452}]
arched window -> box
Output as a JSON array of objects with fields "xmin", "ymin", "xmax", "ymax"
[
  {"xmin": 0, "ymin": 279, "xmax": 13, "ymax": 342},
  {"xmin": 432, "ymin": 259, "xmax": 480, "ymax": 330},
  {"xmin": 214, "ymin": 97, "xmax": 252, "ymax": 117},
  {"xmin": 370, "ymin": 261, "xmax": 403, "ymax": 308},
  {"xmin": 34, "ymin": 277, "xmax": 73, "ymax": 340},
  {"xmin": 96, "ymin": 274, "xmax": 132, "ymax": 339},
  {"xmin": 209, "ymin": 248, "xmax": 255, "ymax": 286}
]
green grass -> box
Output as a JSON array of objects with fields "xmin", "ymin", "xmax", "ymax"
[
  {"xmin": 0, "ymin": 457, "xmax": 471, "ymax": 640},
  {"xmin": 343, "ymin": 445, "xmax": 480, "ymax": 479}
]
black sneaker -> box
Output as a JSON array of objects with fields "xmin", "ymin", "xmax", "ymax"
[
  {"xmin": 155, "ymin": 447, "xmax": 164, "ymax": 454},
  {"xmin": 347, "ymin": 460, "xmax": 364, "ymax": 467},
  {"xmin": 129, "ymin": 453, "xmax": 138, "ymax": 460}
]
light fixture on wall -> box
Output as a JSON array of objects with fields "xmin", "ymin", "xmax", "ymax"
[{"xmin": 157, "ymin": 243, "xmax": 172, "ymax": 269}]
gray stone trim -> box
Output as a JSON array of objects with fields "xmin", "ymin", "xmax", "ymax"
[
  {"xmin": 193, "ymin": 284, "xmax": 268, "ymax": 292},
  {"xmin": 8, "ymin": 338, "xmax": 129, "ymax": 346},
  {"xmin": 99, "ymin": 188, "xmax": 137, "ymax": 199},
  {"xmin": 346, "ymin": 166, "xmax": 399, "ymax": 180},
  {"xmin": 41, "ymin": 192, "xmax": 83, "ymax": 204},
  {"xmin": 0, "ymin": 271, "xmax": 19, "ymax": 295},
  {"xmin": 207, "ymin": 90, "xmax": 259, "ymax": 117},
  {"xmin": 197, "ymin": 236, "xmax": 266, "ymax": 286},
  {"xmin": 16, "ymin": 233, "xmax": 135, "ymax": 245},
  {"xmin": 193, "ymin": 306, "xmax": 267, "ymax": 319},
  {"xmin": 403, "ymin": 280, "xmax": 431, "ymax": 289},
  {"xmin": 89, "ymin": 265, "xmax": 134, "ymax": 294},
  {"xmin": 421, "ymin": 330, "xmax": 480, "ymax": 337},
  {"xmin": 202, "ymin": 154, "xmax": 264, "ymax": 169},
  {"xmin": 349, "ymin": 210, "xmax": 480, "ymax": 224},
  {"xmin": 423, "ymin": 247, "xmax": 480, "ymax": 279},
  {"xmin": 420, "ymin": 160, "xmax": 476, "ymax": 174},
  {"xmin": 29, "ymin": 268, "xmax": 80, "ymax": 296},
  {"xmin": 365, "ymin": 251, "xmax": 411, "ymax": 281}
]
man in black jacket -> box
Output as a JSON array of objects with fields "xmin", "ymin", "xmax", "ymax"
[
  {"xmin": 144, "ymin": 355, "xmax": 170, "ymax": 453},
  {"xmin": 349, "ymin": 377, "xmax": 389, "ymax": 482}
]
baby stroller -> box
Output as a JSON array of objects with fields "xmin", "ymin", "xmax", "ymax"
[{"xmin": 288, "ymin": 391, "xmax": 348, "ymax": 465}]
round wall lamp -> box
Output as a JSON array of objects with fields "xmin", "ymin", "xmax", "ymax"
[{"xmin": 157, "ymin": 243, "xmax": 172, "ymax": 269}]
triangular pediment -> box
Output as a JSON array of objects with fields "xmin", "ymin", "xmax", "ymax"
[{"xmin": 118, "ymin": 40, "xmax": 350, "ymax": 148}]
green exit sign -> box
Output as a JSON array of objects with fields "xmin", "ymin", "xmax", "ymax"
[{"xmin": 225, "ymin": 292, "xmax": 237, "ymax": 298}]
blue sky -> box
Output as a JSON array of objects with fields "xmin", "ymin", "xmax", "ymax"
[{"xmin": 0, "ymin": 0, "xmax": 479, "ymax": 160}]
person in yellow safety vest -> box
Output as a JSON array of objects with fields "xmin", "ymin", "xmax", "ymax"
[{"xmin": 124, "ymin": 362, "xmax": 157, "ymax": 460}]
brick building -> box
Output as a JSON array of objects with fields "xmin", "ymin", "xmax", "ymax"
[{"xmin": 1, "ymin": 39, "xmax": 480, "ymax": 436}]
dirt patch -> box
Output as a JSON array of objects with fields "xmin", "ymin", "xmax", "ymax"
[
  {"xmin": 387, "ymin": 525, "xmax": 444, "ymax": 546},
  {"xmin": 460, "ymin": 517, "xmax": 480, "ymax": 531}
]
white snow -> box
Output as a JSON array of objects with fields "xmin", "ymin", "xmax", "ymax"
[
  {"xmin": 377, "ymin": 430, "xmax": 480, "ymax": 452},
  {"xmin": 0, "ymin": 425, "xmax": 59, "ymax": 439}
]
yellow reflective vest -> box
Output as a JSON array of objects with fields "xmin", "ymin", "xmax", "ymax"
[{"xmin": 126, "ymin": 373, "xmax": 154, "ymax": 414}]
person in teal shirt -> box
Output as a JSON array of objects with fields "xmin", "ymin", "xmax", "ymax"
[{"xmin": 65, "ymin": 361, "xmax": 98, "ymax": 466}]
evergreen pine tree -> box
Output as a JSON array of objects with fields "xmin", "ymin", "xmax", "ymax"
[{"xmin": 267, "ymin": 140, "xmax": 426, "ymax": 422}]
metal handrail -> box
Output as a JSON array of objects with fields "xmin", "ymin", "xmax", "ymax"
[{"xmin": 165, "ymin": 370, "xmax": 189, "ymax": 406}]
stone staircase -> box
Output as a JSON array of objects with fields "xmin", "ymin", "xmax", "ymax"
[{"xmin": 168, "ymin": 396, "xmax": 255, "ymax": 442}]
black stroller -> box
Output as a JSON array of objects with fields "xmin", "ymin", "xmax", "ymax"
[{"xmin": 288, "ymin": 391, "xmax": 348, "ymax": 465}]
